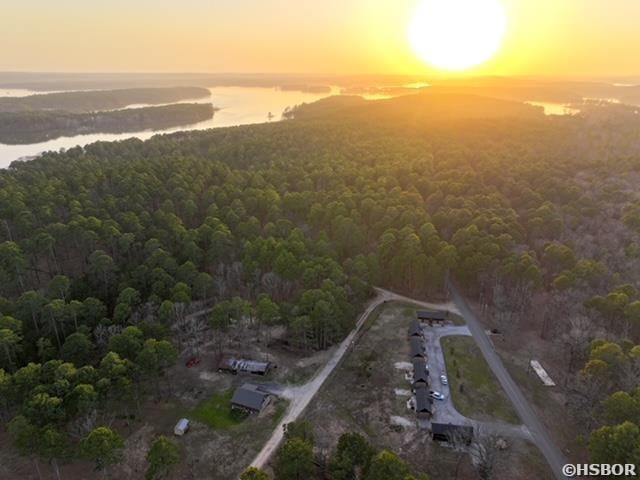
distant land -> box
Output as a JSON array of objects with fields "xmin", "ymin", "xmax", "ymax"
[
  {"xmin": 285, "ymin": 91, "xmax": 545, "ymax": 123},
  {"xmin": 0, "ymin": 103, "xmax": 215, "ymax": 144},
  {"xmin": 0, "ymin": 86, "xmax": 210, "ymax": 113}
]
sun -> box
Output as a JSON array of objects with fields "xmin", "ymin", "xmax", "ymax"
[{"xmin": 408, "ymin": 0, "xmax": 507, "ymax": 71}]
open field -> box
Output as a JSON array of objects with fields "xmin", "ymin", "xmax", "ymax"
[{"xmin": 442, "ymin": 336, "xmax": 520, "ymax": 424}]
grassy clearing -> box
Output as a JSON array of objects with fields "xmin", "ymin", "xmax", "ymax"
[
  {"xmin": 191, "ymin": 389, "xmax": 248, "ymax": 429},
  {"xmin": 442, "ymin": 336, "xmax": 519, "ymax": 424}
]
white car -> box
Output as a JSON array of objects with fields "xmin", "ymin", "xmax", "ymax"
[
  {"xmin": 430, "ymin": 391, "xmax": 445, "ymax": 400},
  {"xmin": 440, "ymin": 374, "xmax": 448, "ymax": 385}
]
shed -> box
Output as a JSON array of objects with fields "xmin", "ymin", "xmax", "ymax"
[
  {"xmin": 408, "ymin": 319, "xmax": 423, "ymax": 337},
  {"xmin": 231, "ymin": 384, "xmax": 271, "ymax": 414},
  {"xmin": 415, "ymin": 387, "xmax": 433, "ymax": 418},
  {"xmin": 417, "ymin": 310, "xmax": 448, "ymax": 325},
  {"xmin": 218, "ymin": 356, "xmax": 272, "ymax": 375},
  {"xmin": 412, "ymin": 358, "xmax": 429, "ymax": 388},
  {"xmin": 409, "ymin": 337, "xmax": 425, "ymax": 359},
  {"xmin": 431, "ymin": 422, "xmax": 474, "ymax": 444},
  {"xmin": 174, "ymin": 418, "xmax": 190, "ymax": 436}
]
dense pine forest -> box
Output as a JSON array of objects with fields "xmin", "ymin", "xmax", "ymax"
[{"xmin": 1, "ymin": 92, "xmax": 640, "ymax": 476}]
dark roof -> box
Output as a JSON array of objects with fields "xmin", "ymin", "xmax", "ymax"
[
  {"xmin": 412, "ymin": 357, "xmax": 426, "ymax": 371},
  {"xmin": 409, "ymin": 337, "xmax": 425, "ymax": 357},
  {"xmin": 417, "ymin": 310, "xmax": 447, "ymax": 321},
  {"xmin": 219, "ymin": 356, "xmax": 271, "ymax": 373},
  {"xmin": 408, "ymin": 319, "xmax": 422, "ymax": 337},
  {"xmin": 412, "ymin": 359, "xmax": 428, "ymax": 384},
  {"xmin": 231, "ymin": 384, "xmax": 269, "ymax": 412},
  {"xmin": 415, "ymin": 387, "xmax": 433, "ymax": 413},
  {"xmin": 431, "ymin": 423, "xmax": 474, "ymax": 442}
]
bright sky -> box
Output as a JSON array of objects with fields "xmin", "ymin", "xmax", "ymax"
[{"xmin": 2, "ymin": 0, "xmax": 639, "ymax": 76}]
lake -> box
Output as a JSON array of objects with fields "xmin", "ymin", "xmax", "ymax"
[
  {"xmin": 0, "ymin": 86, "xmax": 348, "ymax": 169},
  {"xmin": 0, "ymin": 85, "xmax": 596, "ymax": 168}
]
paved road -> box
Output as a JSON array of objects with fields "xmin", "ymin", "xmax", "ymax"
[
  {"xmin": 249, "ymin": 290, "xmax": 391, "ymax": 470},
  {"xmin": 448, "ymin": 284, "xmax": 568, "ymax": 480},
  {"xmin": 422, "ymin": 324, "xmax": 471, "ymax": 427},
  {"xmin": 422, "ymin": 323, "xmax": 531, "ymax": 440}
]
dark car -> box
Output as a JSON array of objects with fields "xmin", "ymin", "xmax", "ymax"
[{"xmin": 186, "ymin": 357, "xmax": 201, "ymax": 368}]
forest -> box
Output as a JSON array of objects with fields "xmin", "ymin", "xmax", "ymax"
[
  {"xmin": 0, "ymin": 103, "xmax": 215, "ymax": 144},
  {"xmin": 0, "ymin": 91, "xmax": 639, "ymax": 475},
  {"xmin": 0, "ymin": 87, "xmax": 210, "ymax": 114}
]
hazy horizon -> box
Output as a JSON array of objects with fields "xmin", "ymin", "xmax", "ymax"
[{"xmin": 4, "ymin": 0, "xmax": 640, "ymax": 77}]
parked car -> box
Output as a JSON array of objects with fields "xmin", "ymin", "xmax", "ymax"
[
  {"xmin": 440, "ymin": 374, "xmax": 448, "ymax": 385},
  {"xmin": 430, "ymin": 390, "xmax": 445, "ymax": 400},
  {"xmin": 185, "ymin": 357, "xmax": 200, "ymax": 368},
  {"xmin": 424, "ymin": 363, "xmax": 430, "ymax": 373},
  {"xmin": 174, "ymin": 418, "xmax": 190, "ymax": 436}
]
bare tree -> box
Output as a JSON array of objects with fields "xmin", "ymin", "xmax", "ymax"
[
  {"xmin": 558, "ymin": 315, "xmax": 596, "ymax": 376},
  {"xmin": 446, "ymin": 428, "xmax": 472, "ymax": 479},
  {"xmin": 567, "ymin": 373, "xmax": 609, "ymax": 434},
  {"xmin": 469, "ymin": 428, "xmax": 501, "ymax": 480},
  {"xmin": 619, "ymin": 356, "xmax": 640, "ymax": 392}
]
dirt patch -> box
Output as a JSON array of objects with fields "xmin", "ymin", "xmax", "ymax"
[
  {"xmin": 394, "ymin": 361, "xmax": 413, "ymax": 370},
  {"xmin": 390, "ymin": 416, "xmax": 414, "ymax": 427}
]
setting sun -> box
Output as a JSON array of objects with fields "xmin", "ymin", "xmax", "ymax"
[{"xmin": 408, "ymin": 0, "xmax": 507, "ymax": 71}]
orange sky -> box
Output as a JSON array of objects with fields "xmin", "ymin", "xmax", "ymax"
[{"xmin": 1, "ymin": 0, "xmax": 639, "ymax": 77}]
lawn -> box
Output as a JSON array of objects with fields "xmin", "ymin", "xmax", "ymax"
[
  {"xmin": 442, "ymin": 336, "xmax": 520, "ymax": 424},
  {"xmin": 191, "ymin": 389, "xmax": 248, "ymax": 429}
]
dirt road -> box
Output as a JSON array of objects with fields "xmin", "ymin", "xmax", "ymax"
[
  {"xmin": 249, "ymin": 289, "xmax": 461, "ymax": 471},
  {"xmin": 248, "ymin": 290, "xmax": 390, "ymax": 470}
]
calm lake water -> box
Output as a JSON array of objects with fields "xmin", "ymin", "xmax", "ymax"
[
  {"xmin": 0, "ymin": 86, "xmax": 348, "ymax": 169},
  {"xmin": 526, "ymin": 101, "xmax": 580, "ymax": 116},
  {"xmin": 1, "ymin": 85, "xmax": 604, "ymax": 169}
]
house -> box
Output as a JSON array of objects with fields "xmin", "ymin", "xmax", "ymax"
[
  {"xmin": 431, "ymin": 422, "xmax": 474, "ymax": 444},
  {"xmin": 415, "ymin": 387, "xmax": 433, "ymax": 418},
  {"xmin": 174, "ymin": 418, "xmax": 190, "ymax": 436},
  {"xmin": 217, "ymin": 355, "xmax": 272, "ymax": 375},
  {"xmin": 231, "ymin": 384, "xmax": 271, "ymax": 414},
  {"xmin": 417, "ymin": 310, "xmax": 448, "ymax": 326},
  {"xmin": 412, "ymin": 358, "xmax": 429, "ymax": 388},
  {"xmin": 408, "ymin": 319, "xmax": 423, "ymax": 338},
  {"xmin": 409, "ymin": 337, "xmax": 425, "ymax": 359}
]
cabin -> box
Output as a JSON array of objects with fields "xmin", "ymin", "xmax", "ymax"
[
  {"xmin": 412, "ymin": 358, "xmax": 429, "ymax": 388},
  {"xmin": 415, "ymin": 387, "xmax": 433, "ymax": 419},
  {"xmin": 409, "ymin": 337, "xmax": 425, "ymax": 359},
  {"xmin": 174, "ymin": 418, "xmax": 190, "ymax": 436},
  {"xmin": 217, "ymin": 355, "xmax": 272, "ymax": 375},
  {"xmin": 231, "ymin": 384, "xmax": 271, "ymax": 414},
  {"xmin": 408, "ymin": 319, "xmax": 423, "ymax": 338},
  {"xmin": 431, "ymin": 422, "xmax": 474, "ymax": 444},
  {"xmin": 417, "ymin": 310, "xmax": 448, "ymax": 326}
]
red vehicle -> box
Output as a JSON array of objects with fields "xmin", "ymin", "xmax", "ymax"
[{"xmin": 185, "ymin": 357, "xmax": 201, "ymax": 368}]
